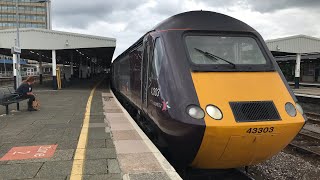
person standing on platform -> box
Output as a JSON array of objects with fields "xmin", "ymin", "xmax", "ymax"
[{"xmin": 16, "ymin": 76, "xmax": 37, "ymax": 111}]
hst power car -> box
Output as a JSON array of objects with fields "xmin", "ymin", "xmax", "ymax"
[{"xmin": 111, "ymin": 11, "xmax": 306, "ymax": 169}]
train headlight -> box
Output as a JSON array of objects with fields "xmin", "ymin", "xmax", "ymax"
[
  {"xmin": 296, "ymin": 103, "xmax": 304, "ymax": 114},
  {"xmin": 285, "ymin": 102, "xmax": 297, "ymax": 117},
  {"xmin": 186, "ymin": 105, "xmax": 205, "ymax": 119},
  {"xmin": 206, "ymin": 105, "xmax": 223, "ymax": 120}
]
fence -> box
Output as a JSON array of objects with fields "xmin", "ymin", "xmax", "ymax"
[
  {"xmin": 0, "ymin": 71, "xmax": 13, "ymax": 77},
  {"xmin": 0, "ymin": 74, "xmax": 51, "ymax": 86},
  {"xmin": 0, "ymin": 71, "xmax": 41, "ymax": 78}
]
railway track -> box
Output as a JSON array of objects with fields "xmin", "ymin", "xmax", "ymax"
[
  {"xmin": 299, "ymin": 130, "xmax": 320, "ymax": 141},
  {"xmin": 289, "ymin": 123, "xmax": 320, "ymax": 157},
  {"xmin": 287, "ymin": 112, "xmax": 320, "ymax": 157},
  {"xmin": 306, "ymin": 112, "xmax": 320, "ymax": 125}
]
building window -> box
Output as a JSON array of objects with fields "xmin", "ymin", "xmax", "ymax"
[
  {"xmin": 36, "ymin": 15, "xmax": 45, "ymax": 21},
  {"xmin": 1, "ymin": 14, "xmax": 7, "ymax": 19},
  {"xmin": 37, "ymin": 7, "xmax": 45, "ymax": 12},
  {"xmin": 19, "ymin": 6, "xmax": 25, "ymax": 11},
  {"xmin": 8, "ymin": 14, "xmax": 14, "ymax": 19},
  {"xmin": 3, "ymin": 6, "xmax": 16, "ymax": 11}
]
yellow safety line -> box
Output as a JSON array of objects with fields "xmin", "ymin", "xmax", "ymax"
[{"xmin": 70, "ymin": 81, "xmax": 101, "ymax": 180}]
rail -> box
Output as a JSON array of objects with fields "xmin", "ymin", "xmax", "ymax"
[
  {"xmin": 182, "ymin": 168, "xmax": 254, "ymax": 180},
  {"xmin": 306, "ymin": 112, "xmax": 320, "ymax": 125},
  {"xmin": 288, "ymin": 143, "xmax": 320, "ymax": 157},
  {"xmin": 288, "ymin": 119, "xmax": 320, "ymax": 157}
]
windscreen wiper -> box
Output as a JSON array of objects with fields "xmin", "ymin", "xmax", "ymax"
[{"xmin": 194, "ymin": 48, "xmax": 236, "ymax": 68}]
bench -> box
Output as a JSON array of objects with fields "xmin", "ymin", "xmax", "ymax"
[{"xmin": 0, "ymin": 87, "xmax": 27, "ymax": 115}]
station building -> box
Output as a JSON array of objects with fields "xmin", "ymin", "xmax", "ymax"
[{"xmin": 0, "ymin": 0, "xmax": 49, "ymax": 30}]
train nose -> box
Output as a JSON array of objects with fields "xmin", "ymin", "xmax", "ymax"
[
  {"xmin": 219, "ymin": 134, "xmax": 278, "ymax": 164},
  {"xmin": 190, "ymin": 71, "xmax": 305, "ymax": 168},
  {"xmin": 191, "ymin": 123, "xmax": 303, "ymax": 168}
]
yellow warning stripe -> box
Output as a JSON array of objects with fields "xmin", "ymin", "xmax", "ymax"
[{"xmin": 70, "ymin": 82, "xmax": 100, "ymax": 180}]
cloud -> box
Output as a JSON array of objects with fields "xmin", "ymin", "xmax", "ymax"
[
  {"xmin": 51, "ymin": 0, "xmax": 320, "ymax": 60},
  {"xmin": 201, "ymin": 0, "xmax": 320, "ymax": 13},
  {"xmin": 245, "ymin": 0, "xmax": 320, "ymax": 13},
  {"xmin": 52, "ymin": 0, "xmax": 148, "ymax": 28}
]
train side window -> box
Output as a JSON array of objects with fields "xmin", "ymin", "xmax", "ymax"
[{"xmin": 150, "ymin": 38, "xmax": 164, "ymax": 79}]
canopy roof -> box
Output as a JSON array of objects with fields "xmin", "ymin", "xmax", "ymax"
[
  {"xmin": 0, "ymin": 28, "xmax": 116, "ymax": 68},
  {"xmin": 266, "ymin": 35, "xmax": 320, "ymax": 54}
]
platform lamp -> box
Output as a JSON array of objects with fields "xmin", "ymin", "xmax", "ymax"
[
  {"xmin": 12, "ymin": 0, "xmax": 22, "ymax": 90},
  {"xmin": 36, "ymin": 0, "xmax": 51, "ymax": 85}
]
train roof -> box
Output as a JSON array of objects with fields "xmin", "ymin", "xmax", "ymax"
[
  {"xmin": 114, "ymin": 11, "xmax": 257, "ymax": 62},
  {"xmin": 153, "ymin": 11, "xmax": 255, "ymax": 32}
]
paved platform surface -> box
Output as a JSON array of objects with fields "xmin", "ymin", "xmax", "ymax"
[
  {"xmin": 289, "ymin": 82, "xmax": 320, "ymax": 87},
  {"xmin": 293, "ymin": 87, "xmax": 320, "ymax": 96},
  {"xmin": 0, "ymin": 78, "xmax": 121, "ymax": 180},
  {"xmin": 102, "ymin": 92, "xmax": 181, "ymax": 180}
]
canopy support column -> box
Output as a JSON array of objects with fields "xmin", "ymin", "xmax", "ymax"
[
  {"xmin": 294, "ymin": 53, "xmax": 301, "ymax": 89},
  {"xmin": 52, "ymin": 50, "xmax": 57, "ymax": 90}
]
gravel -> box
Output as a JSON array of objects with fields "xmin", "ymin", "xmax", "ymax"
[{"xmin": 249, "ymin": 151, "xmax": 320, "ymax": 180}]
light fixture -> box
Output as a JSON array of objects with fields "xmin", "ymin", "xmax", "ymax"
[
  {"xmin": 186, "ymin": 105, "xmax": 205, "ymax": 119},
  {"xmin": 285, "ymin": 102, "xmax": 296, "ymax": 117},
  {"xmin": 206, "ymin": 105, "xmax": 223, "ymax": 120},
  {"xmin": 65, "ymin": 40, "xmax": 69, "ymax": 47}
]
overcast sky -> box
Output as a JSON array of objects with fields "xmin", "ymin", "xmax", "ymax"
[{"xmin": 51, "ymin": 0, "xmax": 320, "ymax": 59}]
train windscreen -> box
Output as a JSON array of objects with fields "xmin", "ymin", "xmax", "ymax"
[{"xmin": 185, "ymin": 35, "xmax": 267, "ymax": 66}]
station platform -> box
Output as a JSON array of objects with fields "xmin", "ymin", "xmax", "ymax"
[
  {"xmin": 0, "ymin": 78, "xmax": 180, "ymax": 180},
  {"xmin": 292, "ymin": 87, "xmax": 320, "ymax": 99},
  {"xmin": 289, "ymin": 82, "xmax": 320, "ymax": 88}
]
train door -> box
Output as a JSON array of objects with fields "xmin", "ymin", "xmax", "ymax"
[
  {"xmin": 148, "ymin": 37, "xmax": 164, "ymax": 119},
  {"xmin": 141, "ymin": 35, "xmax": 151, "ymax": 113}
]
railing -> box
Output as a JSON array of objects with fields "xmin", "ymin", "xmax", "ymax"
[
  {"xmin": 0, "ymin": 74, "xmax": 51, "ymax": 86},
  {"xmin": 0, "ymin": 71, "xmax": 41, "ymax": 78},
  {"xmin": 0, "ymin": 71, "xmax": 13, "ymax": 77}
]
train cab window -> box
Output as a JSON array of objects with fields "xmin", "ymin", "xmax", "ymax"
[
  {"xmin": 150, "ymin": 38, "xmax": 164, "ymax": 79},
  {"xmin": 185, "ymin": 35, "xmax": 267, "ymax": 66}
]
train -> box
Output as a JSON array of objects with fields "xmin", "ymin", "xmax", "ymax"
[{"xmin": 111, "ymin": 11, "xmax": 306, "ymax": 169}]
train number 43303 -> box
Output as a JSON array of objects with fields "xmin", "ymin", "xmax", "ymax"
[{"xmin": 246, "ymin": 127, "xmax": 274, "ymax": 134}]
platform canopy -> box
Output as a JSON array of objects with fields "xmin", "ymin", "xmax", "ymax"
[
  {"xmin": 266, "ymin": 34, "xmax": 320, "ymax": 89},
  {"xmin": 266, "ymin": 34, "xmax": 320, "ymax": 54},
  {"xmin": 0, "ymin": 28, "xmax": 116, "ymax": 68}
]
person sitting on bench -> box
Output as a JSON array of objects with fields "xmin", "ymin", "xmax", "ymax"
[{"xmin": 16, "ymin": 76, "xmax": 37, "ymax": 111}]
